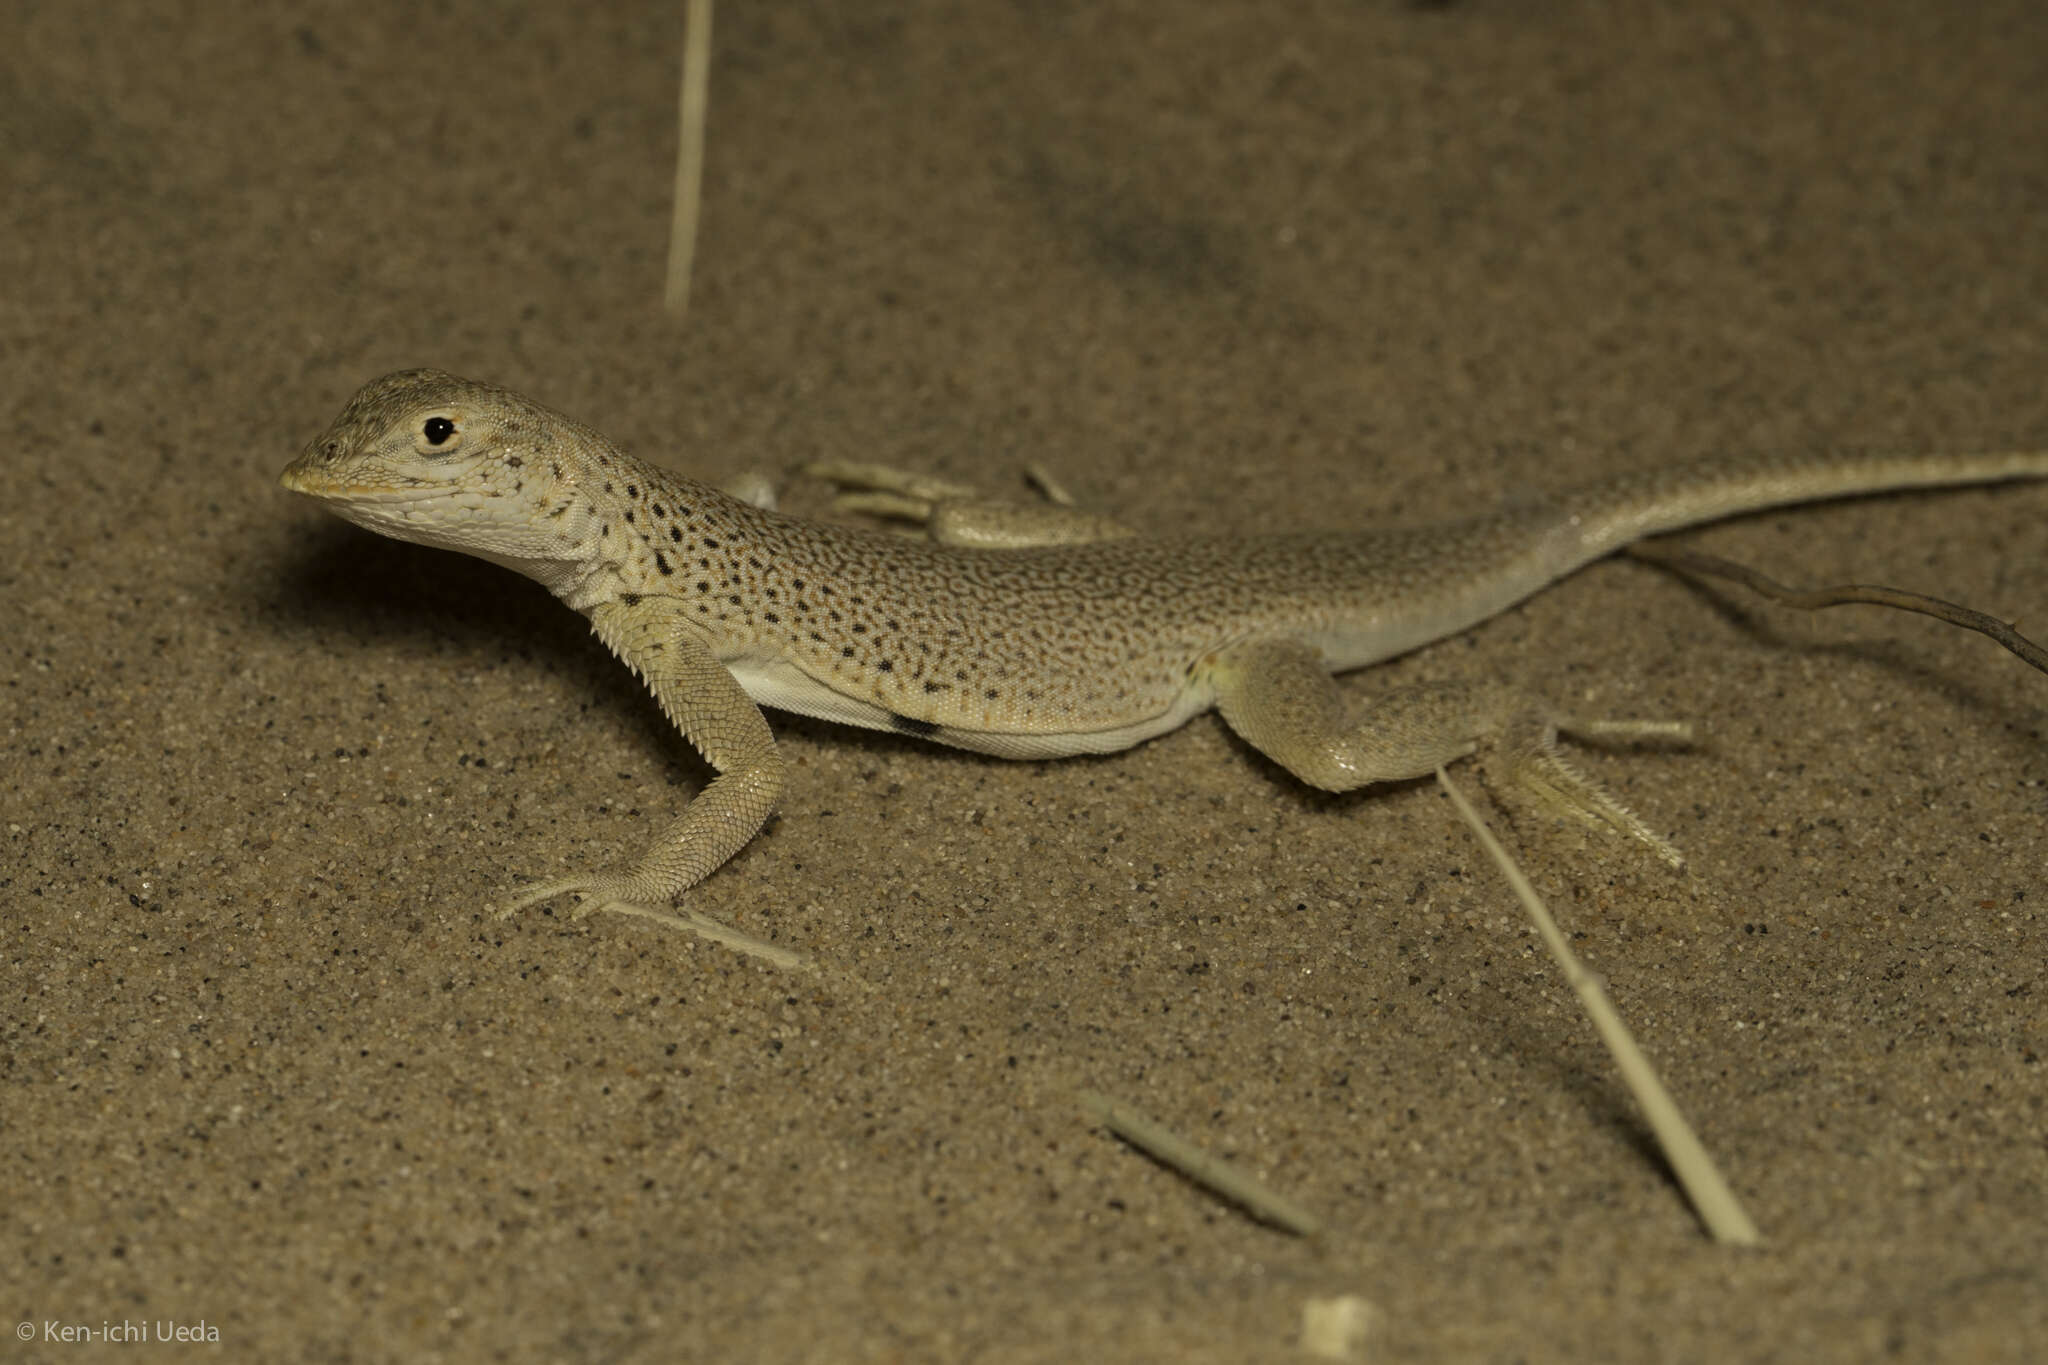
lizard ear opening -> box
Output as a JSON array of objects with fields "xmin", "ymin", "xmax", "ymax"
[{"xmin": 414, "ymin": 413, "xmax": 463, "ymax": 455}]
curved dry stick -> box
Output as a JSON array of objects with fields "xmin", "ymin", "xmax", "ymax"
[{"xmin": 1626, "ymin": 540, "xmax": 2048, "ymax": 676}]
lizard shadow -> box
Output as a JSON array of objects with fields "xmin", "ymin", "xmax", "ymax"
[
  {"xmin": 273, "ymin": 535, "xmax": 1684, "ymax": 1180},
  {"xmin": 274, "ymin": 527, "xmax": 1038, "ymax": 773},
  {"xmin": 272, "ymin": 529, "xmax": 684, "ymax": 755},
  {"xmin": 274, "ymin": 528, "xmax": 575, "ymax": 654}
]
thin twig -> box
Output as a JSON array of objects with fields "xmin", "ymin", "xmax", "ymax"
[
  {"xmin": 1077, "ymin": 1089, "xmax": 1321, "ymax": 1236},
  {"xmin": 1436, "ymin": 767, "xmax": 1762, "ymax": 1246},
  {"xmin": 663, "ymin": 0, "xmax": 714, "ymax": 317},
  {"xmin": 1627, "ymin": 539, "xmax": 2048, "ymax": 676}
]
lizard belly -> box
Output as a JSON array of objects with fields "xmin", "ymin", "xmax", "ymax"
[
  {"xmin": 724, "ymin": 654, "xmax": 904, "ymax": 732},
  {"xmin": 724, "ymin": 654, "xmax": 1216, "ymax": 760}
]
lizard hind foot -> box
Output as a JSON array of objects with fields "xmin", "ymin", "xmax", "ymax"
[
  {"xmin": 1500, "ymin": 709, "xmax": 1692, "ymax": 868},
  {"xmin": 804, "ymin": 459, "xmax": 1135, "ymax": 547}
]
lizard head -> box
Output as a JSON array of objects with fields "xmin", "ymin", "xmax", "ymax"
[{"xmin": 282, "ymin": 368, "xmax": 605, "ymax": 579}]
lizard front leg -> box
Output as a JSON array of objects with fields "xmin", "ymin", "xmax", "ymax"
[
  {"xmin": 1205, "ymin": 639, "xmax": 1689, "ymax": 866},
  {"xmin": 500, "ymin": 595, "xmax": 785, "ymax": 919}
]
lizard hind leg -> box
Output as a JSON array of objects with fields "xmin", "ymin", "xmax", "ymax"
[
  {"xmin": 1207, "ymin": 639, "xmax": 1502, "ymax": 790},
  {"xmin": 1207, "ymin": 639, "xmax": 1690, "ymax": 865}
]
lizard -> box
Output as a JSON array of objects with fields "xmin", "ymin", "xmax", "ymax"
[{"xmin": 280, "ymin": 368, "xmax": 2048, "ymax": 918}]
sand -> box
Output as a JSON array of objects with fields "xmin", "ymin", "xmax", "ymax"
[{"xmin": 5, "ymin": 2, "xmax": 2044, "ymax": 1360}]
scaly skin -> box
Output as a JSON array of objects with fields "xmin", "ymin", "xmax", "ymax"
[{"xmin": 282, "ymin": 368, "xmax": 2048, "ymax": 912}]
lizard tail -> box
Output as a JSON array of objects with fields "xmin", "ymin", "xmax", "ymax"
[{"xmin": 1565, "ymin": 448, "xmax": 2048, "ymax": 560}]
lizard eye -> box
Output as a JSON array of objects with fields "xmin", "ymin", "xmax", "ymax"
[{"xmin": 415, "ymin": 414, "xmax": 461, "ymax": 454}]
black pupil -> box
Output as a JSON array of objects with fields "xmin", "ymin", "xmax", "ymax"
[{"xmin": 422, "ymin": 416, "xmax": 456, "ymax": 446}]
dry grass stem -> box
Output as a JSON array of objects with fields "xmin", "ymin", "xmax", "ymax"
[
  {"xmin": 1435, "ymin": 767, "xmax": 1761, "ymax": 1246},
  {"xmin": 1077, "ymin": 1089, "xmax": 1321, "ymax": 1236},
  {"xmin": 663, "ymin": 0, "xmax": 714, "ymax": 317}
]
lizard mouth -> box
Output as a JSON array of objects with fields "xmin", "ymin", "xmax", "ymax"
[{"xmin": 278, "ymin": 465, "xmax": 445, "ymax": 501}]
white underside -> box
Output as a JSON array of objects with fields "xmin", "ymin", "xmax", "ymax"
[{"xmin": 725, "ymin": 653, "xmax": 1216, "ymax": 759}]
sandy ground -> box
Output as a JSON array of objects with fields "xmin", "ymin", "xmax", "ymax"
[{"xmin": 5, "ymin": 2, "xmax": 2045, "ymax": 1360}]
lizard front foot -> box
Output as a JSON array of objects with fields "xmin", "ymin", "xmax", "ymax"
[{"xmin": 497, "ymin": 871, "xmax": 673, "ymax": 921}]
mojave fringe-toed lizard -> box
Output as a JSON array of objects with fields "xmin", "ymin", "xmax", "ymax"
[{"xmin": 281, "ymin": 368, "xmax": 2048, "ymax": 918}]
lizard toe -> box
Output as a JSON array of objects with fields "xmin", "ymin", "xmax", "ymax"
[{"xmin": 498, "ymin": 872, "xmax": 667, "ymax": 921}]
